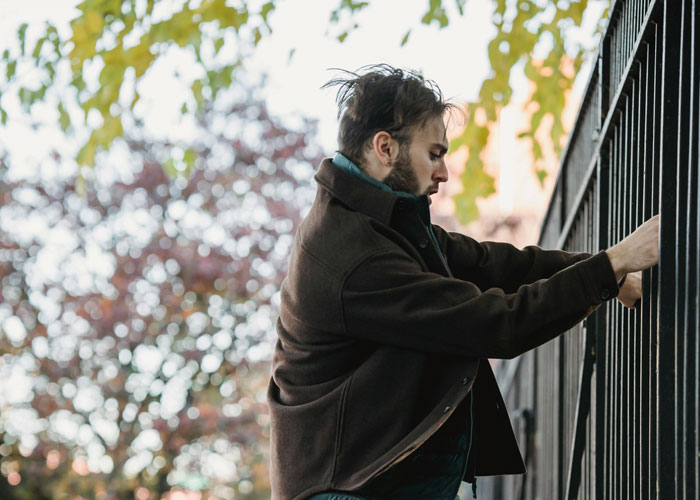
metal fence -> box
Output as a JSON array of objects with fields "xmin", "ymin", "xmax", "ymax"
[{"xmin": 480, "ymin": 0, "xmax": 699, "ymax": 498}]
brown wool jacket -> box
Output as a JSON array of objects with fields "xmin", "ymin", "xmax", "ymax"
[{"xmin": 267, "ymin": 158, "xmax": 620, "ymax": 500}]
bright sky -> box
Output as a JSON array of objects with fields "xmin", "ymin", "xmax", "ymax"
[{"xmin": 249, "ymin": 0, "xmax": 498, "ymax": 150}]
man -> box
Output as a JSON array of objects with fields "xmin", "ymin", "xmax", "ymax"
[{"xmin": 267, "ymin": 65, "xmax": 659, "ymax": 500}]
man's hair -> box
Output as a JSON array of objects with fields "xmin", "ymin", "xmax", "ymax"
[{"xmin": 322, "ymin": 64, "xmax": 453, "ymax": 166}]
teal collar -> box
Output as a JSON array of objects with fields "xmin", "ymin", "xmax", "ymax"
[{"xmin": 331, "ymin": 152, "xmax": 432, "ymax": 225}]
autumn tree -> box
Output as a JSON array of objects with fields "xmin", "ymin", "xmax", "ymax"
[{"xmin": 0, "ymin": 84, "xmax": 320, "ymax": 499}]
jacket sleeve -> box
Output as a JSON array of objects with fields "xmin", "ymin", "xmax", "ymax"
[
  {"xmin": 340, "ymin": 248, "xmax": 618, "ymax": 360},
  {"xmin": 431, "ymin": 225, "xmax": 593, "ymax": 293}
]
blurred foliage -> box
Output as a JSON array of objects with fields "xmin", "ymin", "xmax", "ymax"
[
  {"xmin": 333, "ymin": 0, "xmax": 612, "ymax": 221},
  {"xmin": 453, "ymin": 0, "xmax": 611, "ymax": 221},
  {"xmin": 0, "ymin": 0, "xmax": 610, "ymax": 224},
  {"xmin": 0, "ymin": 85, "xmax": 321, "ymax": 498}
]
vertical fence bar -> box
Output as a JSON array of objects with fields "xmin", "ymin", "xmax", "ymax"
[
  {"xmin": 657, "ymin": 1, "xmax": 682, "ymax": 497},
  {"xmin": 647, "ymin": 17, "xmax": 663, "ymax": 500},
  {"xmin": 694, "ymin": 3, "xmax": 700, "ymax": 494},
  {"xmin": 679, "ymin": 2, "xmax": 698, "ymax": 498}
]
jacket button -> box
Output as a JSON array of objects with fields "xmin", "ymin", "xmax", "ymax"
[
  {"xmin": 462, "ymin": 377, "xmax": 469, "ymax": 386},
  {"xmin": 443, "ymin": 406, "xmax": 451, "ymax": 414},
  {"xmin": 418, "ymin": 239, "xmax": 428, "ymax": 249},
  {"xmin": 600, "ymin": 288, "xmax": 610, "ymax": 300}
]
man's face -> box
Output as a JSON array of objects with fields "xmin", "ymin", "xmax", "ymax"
[{"xmin": 382, "ymin": 115, "xmax": 449, "ymax": 204}]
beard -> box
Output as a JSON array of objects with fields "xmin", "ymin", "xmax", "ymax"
[{"xmin": 382, "ymin": 145, "xmax": 420, "ymax": 194}]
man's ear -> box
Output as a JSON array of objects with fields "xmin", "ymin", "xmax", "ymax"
[{"xmin": 370, "ymin": 131, "xmax": 398, "ymax": 177}]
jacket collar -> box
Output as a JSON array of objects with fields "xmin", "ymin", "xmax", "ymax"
[{"xmin": 314, "ymin": 154, "xmax": 432, "ymax": 226}]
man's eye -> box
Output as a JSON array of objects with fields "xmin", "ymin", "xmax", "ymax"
[{"xmin": 430, "ymin": 153, "xmax": 439, "ymax": 160}]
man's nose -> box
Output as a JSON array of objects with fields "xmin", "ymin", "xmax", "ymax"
[{"xmin": 434, "ymin": 158, "xmax": 449, "ymax": 183}]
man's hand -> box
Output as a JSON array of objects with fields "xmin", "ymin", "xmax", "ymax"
[
  {"xmin": 616, "ymin": 271, "xmax": 642, "ymax": 308},
  {"xmin": 605, "ymin": 214, "xmax": 660, "ymax": 281}
]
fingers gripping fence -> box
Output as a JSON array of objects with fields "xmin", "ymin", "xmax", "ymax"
[{"xmin": 477, "ymin": 1, "xmax": 699, "ymax": 498}]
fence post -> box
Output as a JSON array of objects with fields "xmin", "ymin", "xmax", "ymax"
[{"xmin": 657, "ymin": 0, "xmax": 683, "ymax": 497}]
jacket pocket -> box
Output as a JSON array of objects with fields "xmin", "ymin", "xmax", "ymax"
[{"xmin": 331, "ymin": 373, "xmax": 354, "ymax": 482}]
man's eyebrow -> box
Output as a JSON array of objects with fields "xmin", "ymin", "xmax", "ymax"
[{"xmin": 432, "ymin": 143, "xmax": 449, "ymax": 155}]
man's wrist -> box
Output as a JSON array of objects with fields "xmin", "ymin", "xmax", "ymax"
[{"xmin": 605, "ymin": 247, "xmax": 628, "ymax": 282}]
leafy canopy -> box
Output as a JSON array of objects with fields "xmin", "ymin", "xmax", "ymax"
[{"xmin": 0, "ymin": 0, "xmax": 610, "ymax": 222}]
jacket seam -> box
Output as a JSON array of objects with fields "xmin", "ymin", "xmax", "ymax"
[
  {"xmin": 330, "ymin": 373, "xmax": 354, "ymax": 486},
  {"xmin": 297, "ymin": 239, "xmax": 349, "ymax": 329},
  {"xmin": 338, "ymin": 248, "xmax": 397, "ymax": 336},
  {"xmin": 300, "ymin": 210, "xmax": 387, "ymax": 268},
  {"xmin": 299, "ymin": 239, "xmax": 336, "ymax": 275}
]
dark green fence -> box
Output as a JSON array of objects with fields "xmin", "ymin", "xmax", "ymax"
[{"xmin": 480, "ymin": 0, "xmax": 699, "ymax": 498}]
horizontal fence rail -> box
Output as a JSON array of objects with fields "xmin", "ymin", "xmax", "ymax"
[{"xmin": 479, "ymin": 0, "xmax": 699, "ymax": 498}]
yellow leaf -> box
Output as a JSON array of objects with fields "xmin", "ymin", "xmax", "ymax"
[
  {"xmin": 85, "ymin": 10, "xmax": 104, "ymax": 35},
  {"xmin": 77, "ymin": 137, "xmax": 97, "ymax": 167},
  {"xmin": 75, "ymin": 172, "xmax": 87, "ymax": 196}
]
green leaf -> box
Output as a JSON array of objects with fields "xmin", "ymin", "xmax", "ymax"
[
  {"xmin": 6, "ymin": 60, "xmax": 16, "ymax": 81},
  {"xmin": 58, "ymin": 102, "xmax": 71, "ymax": 131},
  {"xmin": 18, "ymin": 23, "xmax": 28, "ymax": 56},
  {"xmin": 261, "ymin": 1, "xmax": 275, "ymax": 21},
  {"xmin": 96, "ymin": 115, "xmax": 123, "ymax": 149},
  {"xmin": 337, "ymin": 31, "xmax": 349, "ymax": 43},
  {"xmin": 32, "ymin": 36, "xmax": 47, "ymax": 59},
  {"xmin": 77, "ymin": 137, "xmax": 97, "ymax": 167},
  {"xmin": 421, "ymin": 0, "xmax": 449, "ymax": 28},
  {"xmin": 71, "ymin": 72, "xmax": 87, "ymax": 93},
  {"xmin": 0, "ymin": 106, "xmax": 7, "ymax": 126},
  {"xmin": 75, "ymin": 171, "xmax": 86, "ymax": 196},
  {"xmin": 400, "ymin": 30, "xmax": 411, "ymax": 47},
  {"xmin": 183, "ymin": 148, "xmax": 197, "ymax": 174},
  {"xmin": 192, "ymin": 80, "xmax": 204, "ymax": 110},
  {"xmin": 455, "ymin": 0, "xmax": 466, "ymax": 15},
  {"xmin": 207, "ymin": 64, "xmax": 238, "ymax": 100},
  {"xmin": 34, "ymin": 85, "xmax": 48, "ymax": 102},
  {"xmin": 162, "ymin": 157, "xmax": 178, "ymax": 178},
  {"xmin": 253, "ymin": 26, "xmax": 262, "ymax": 46},
  {"xmin": 44, "ymin": 60, "xmax": 56, "ymax": 81},
  {"xmin": 18, "ymin": 87, "xmax": 32, "ymax": 107},
  {"xmin": 536, "ymin": 169, "xmax": 548, "ymax": 186},
  {"xmin": 213, "ymin": 37, "xmax": 224, "ymax": 54},
  {"xmin": 337, "ymin": 0, "xmax": 369, "ymax": 13},
  {"xmin": 99, "ymin": 63, "xmax": 122, "ymax": 87},
  {"xmin": 125, "ymin": 43, "xmax": 155, "ymax": 78},
  {"xmin": 46, "ymin": 23, "xmax": 61, "ymax": 52}
]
